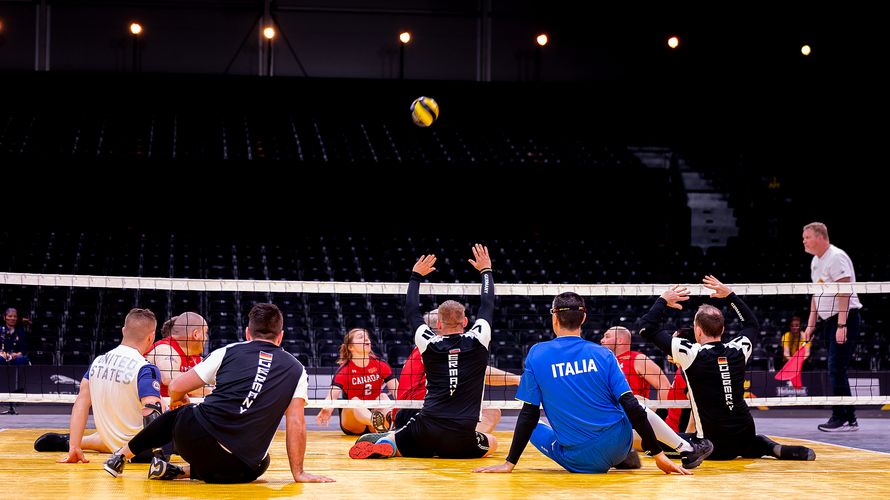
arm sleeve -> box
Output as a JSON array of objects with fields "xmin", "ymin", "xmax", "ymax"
[
  {"xmin": 477, "ymin": 270, "xmax": 495, "ymax": 324},
  {"xmin": 381, "ymin": 360, "xmax": 394, "ymax": 383},
  {"xmin": 828, "ymin": 253, "xmax": 855, "ymax": 281},
  {"xmin": 332, "ymin": 364, "xmax": 348, "ymax": 391},
  {"xmin": 671, "ymin": 338, "xmax": 701, "ymax": 371},
  {"xmin": 726, "ymin": 292, "xmax": 760, "ymax": 332},
  {"xmin": 467, "ymin": 319, "xmax": 492, "ymax": 350},
  {"xmin": 192, "ymin": 346, "xmax": 227, "ymax": 385},
  {"xmin": 136, "ymin": 364, "xmax": 162, "ymax": 399},
  {"xmin": 619, "ymin": 392, "xmax": 663, "ymax": 456},
  {"xmin": 292, "ymin": 368, "xmax": 309, "ymax": 403},
  {"xmin": 637, "ymin": 298, "xmax": 674, "ymax": 354},
  {"xmin": 405, "ymin": 272, "xmax": 425, "ymax": 332},
  {"xmin": 506, "ymin": 403, "xmax": 541, "ymax": 465}
]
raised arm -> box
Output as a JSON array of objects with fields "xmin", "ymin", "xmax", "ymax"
[
  {"xmin": 638, "ymin": 285, "xmax": 690, "ymax": 355},
  {"xmin": 406, "ymin": 254, "xmax": 437, "ymax": 332},
  {"xmin": 468, "ymin": 244, "xmax": 494, "ymax": 324},
  {"xmin": 702, "ymin": 275, "xmax": 760, "ymax": 333}
]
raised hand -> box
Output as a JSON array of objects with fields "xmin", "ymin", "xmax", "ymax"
[
  {"xmin": 467, "ymin": 244, "xmax": 491, "ymax": 271},
  {"xmin": 702, "ymin": 275, "xmax": 732, "ymax": 298},
  {"xmin": 660, "ymin": 285, "xmax": 690, "ymax": 310},
  {"xmin": 412, "ymin": 255, "xmax": 437, "ymax": 276}
]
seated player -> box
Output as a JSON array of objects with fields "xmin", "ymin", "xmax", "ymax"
[
  {"xmin": 639, "ymin": 276, "xmax": 816, "ymax": 461},
  {"xmin": 393, "ymin": 308, "xmax": 521, "ymax": 434},
  {"xmin": 34, "ymin": 308, "xmax": 168, "ymax": 464},
  {"xmin": 316, "ymin": 327, "xmax": 399, "ymax": 434},
  {"xmin": 601, "ymin": 326, "xmax": 711, "ymax": 468},
  {"xmin": 474, "ymin": 292, "xmax": 700, "ymax": 475},
  {"xmin": 145, "ymin": 312, "xmax": 211, "ymax": 398},
  {"xmin": 348, "ymin": 245, "xmax": 498, "ymax": 460},
  {"xmin": 600, "ymin": 326, "xmax": 671, "ymax": 400}
]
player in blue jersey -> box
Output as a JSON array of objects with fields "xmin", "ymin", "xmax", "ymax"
[{"xmin": 475, "ymin": 291, "xmax": 702, "ymax": 474}]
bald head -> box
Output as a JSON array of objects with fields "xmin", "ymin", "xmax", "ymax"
[
  {"xmin": 171, "ymin": 311, "xmax": 208, "ymax": 356},
  {"xmin": 423, "ymin": 308, "xmax": 440, "ymax": 334},
  {"xmin": 600, "ymin": 326, "xmax": 632, "ymax": 355}
]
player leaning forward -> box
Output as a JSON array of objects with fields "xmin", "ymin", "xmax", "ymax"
[{"xmin": 103, "ymin": 303, "xmax": 334, "ymax": 484}]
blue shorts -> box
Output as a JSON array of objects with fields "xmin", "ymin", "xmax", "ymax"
[{"xmin": 530, "ymin": 419, "xmax": 632, "ymax": 473}]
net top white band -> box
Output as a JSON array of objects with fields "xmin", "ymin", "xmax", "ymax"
[{"xmin": 3, "ymin": 272, "xmax": 889, "ymax": 296}]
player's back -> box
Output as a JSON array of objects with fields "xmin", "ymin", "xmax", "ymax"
[
  {"xmin": 683, "ymin": 338, "xmax": 754, "ymax": 440},
  {"xmin": 87, "ymin": 344, "xmax": 154, "ymax": 449},
  {"xmin": 524, "ymin": 336, "xmax": 630, "ymax": 447}
]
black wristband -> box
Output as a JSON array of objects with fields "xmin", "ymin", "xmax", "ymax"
[
  {"xmin": 837, "ymin": 323, "xmax": 846, "ymax": 328},
  {"xmin": 479, "ymin": 268, "xmax": 492, "ymax": 273}
]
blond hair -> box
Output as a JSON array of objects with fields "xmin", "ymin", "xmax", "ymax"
[{"xmin": 803, "ymin": 222, "xmax": 828, "ymax": 239}]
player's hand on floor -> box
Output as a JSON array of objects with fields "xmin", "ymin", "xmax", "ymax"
[
  {"xmin": 473, "ymin": 461, "xmax": 515, "ymax": 473},
  {"xmin": 57, "ymin": 448, "xmax": 88, "ymax": 463},
  {"xmin": 653, "ymin": 452, "xmax": 692, "ymax": 475},
  {"xmin": 295, "ymin": 472, "xmax": 336, "ymax": 483}
]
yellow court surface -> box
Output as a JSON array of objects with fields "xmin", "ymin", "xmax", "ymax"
[{"xmin": 3, "ymin": 429, "xmax": 890, "ymax": 498}]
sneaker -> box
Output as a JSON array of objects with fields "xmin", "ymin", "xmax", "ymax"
[
  {"xmin": 818, "ymin": 418, "xmax": 859, "ymax": 432},
  {"xmin": 34, "ymin": 432, "xmax": 70, "ymax": 452},
  {"xmin": 104, "ymin": 451, "xmax": 127, "ymax": 478},
  {"xmin": 148, "ymin": 456, "xmax": 186, "ymax": 480},
  {"xmin": 681, "ymin": 437, "xmax": 714, "ymax": 469},
  {"xmin": 614, "ymin": 449, "xmax": 641, "ymax": 469},
  {"xmin": 370, "ymin": 410, "xmax": 391, "ymax": 433},
  {"xmin": 777, "ymin": 445, "xmax": 817, "ymax": 460},
  {"xmin": 349, "ymin": 433, "xmax": 395, "ymax": 459}
]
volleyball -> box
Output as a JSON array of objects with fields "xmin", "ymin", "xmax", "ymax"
[{"xmin": 410, "ymin": 96, "xmax": 439, "ymax": 127}]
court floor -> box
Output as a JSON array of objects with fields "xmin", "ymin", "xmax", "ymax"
[{"xmin": 3, "ymin": 425, "xmax": 889, "ymax": 499}]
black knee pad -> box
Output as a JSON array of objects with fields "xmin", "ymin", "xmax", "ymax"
[{"xmin": 143, "ymin": 402, "xmax": 163, "ymax": 428}]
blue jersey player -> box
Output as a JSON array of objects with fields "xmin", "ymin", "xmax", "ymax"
[{"xmin": 475, "ymin": 292, "xmax": 693, "ymax": 475}]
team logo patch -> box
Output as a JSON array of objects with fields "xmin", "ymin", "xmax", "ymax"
[{"xmin": 152, "ymin": 380, "xmax": 161, "ymax": 391}]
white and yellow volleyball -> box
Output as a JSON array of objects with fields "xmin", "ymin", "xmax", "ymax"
[{"xmin": 410, "ymin": 96, "xmax": 439, "ymax": 127}]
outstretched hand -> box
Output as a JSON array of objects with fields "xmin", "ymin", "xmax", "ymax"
[
  {"xmin": 702, "ymin": 274, "xmax": 732, "ymax": 298},
  {"xmin": 412, "ymin": 255, "xmax": 437, "ymax": 276},
  {"xmin": 660, "ymin": 285, "xmax": 690, "ymax": 310},
  {"xmin": 468, "ymin": 244, "xmax": 491, "ymax": 271}
]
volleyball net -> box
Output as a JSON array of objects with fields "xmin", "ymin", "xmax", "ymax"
[{"xmin": 2, "ymin": 272, "xmax": 889, "ymax": 410}]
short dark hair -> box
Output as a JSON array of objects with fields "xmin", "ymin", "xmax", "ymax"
[
  {"xmin": 551, "ymin": 292, "xmax": 586, "ymax": 330},
  {"xmin": 694, "ymin": 304, "xmax": 724, "ymax": 338},
  {"xmin": 248, "ymin": 303, "xmax": 283, "ymax": 340}
]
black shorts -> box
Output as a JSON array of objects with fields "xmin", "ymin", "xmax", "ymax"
[
  {"xmin": 174, "ymin": 405, "xmax": 270, "ymax": 483},
  {"xmin": 338, "ymin": 408, "xmax": 371, "ymax": 436},
  {"xmin": 680, "ymin": 427, "xmax": 766, "ymax": 460},
  {"xmin": 392, "ymin": 408, "xmax": 419, "ymax": 430},
  {"xmin": 394, "ymin": 412, "xmax": 489, "ymax": 459}
]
